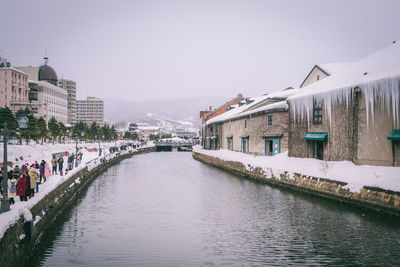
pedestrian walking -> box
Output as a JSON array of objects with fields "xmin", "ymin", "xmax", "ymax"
[
  {"xmin": 39, "ymin": 160, "xmax": 46, "ymax": 183},
  {"xmin": 58, "ymin": 157, "xmax": 64, "ymax": 176},
  {"xmin": 44, "ymin": 163, "xmax": 51, "ymax": 180},
  {"xmin": 8, "ymin": 174, "xmax": 17, "ymax": 205},
  {"xmin": 28, "ymin": 165, "xmax": 39, "ymax": 194},
  {"xmin": 51, "ymin": 156, "xmax": 57, "ymax": 175},
  {"xmin": 16, "ymin": 174, "xmax": 28, "ymax": 201},
  {"xmin": 67, "ymin": 155, "xmax": 73, "ymax": 170}
]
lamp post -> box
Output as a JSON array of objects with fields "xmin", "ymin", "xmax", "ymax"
[
  {"xmin": 74, "ymin": 131, "xmax": 84, "ymax": 167},
  {"xmin": 1, "ymin": 115, "xmax": 28, "ymax": 213}
]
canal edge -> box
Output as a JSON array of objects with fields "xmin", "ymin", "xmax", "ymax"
[
  {"xmin": 0, "ymin": 147, "xmax": 155, "ymax": 267},
  {"xmin": 192, "ymin": 151, "xmax": 400, "ymax": 218}
]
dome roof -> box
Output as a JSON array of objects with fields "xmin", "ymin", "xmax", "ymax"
[{"xmin": 39, "ymin": 64, "xmax": 58, "ymax": 85}]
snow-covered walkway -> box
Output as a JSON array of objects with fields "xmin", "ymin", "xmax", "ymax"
[
  {"xmin": 193, "ymin": 145, "xmax": 400, "ymax": 193},
  {"xmin": 0, "ymin": 141, "xmax": 152, "ymax": 239}
]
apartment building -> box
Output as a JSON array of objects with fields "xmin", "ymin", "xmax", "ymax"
[
  {"xmin": 0, "ymin": 57, "xmax": 30, "ymax": 112},
  {"xmin": 58, "ymin": 78, "xmax": 77, "ymax": 125},
  {"xmin": 76, "ymin": 96, "xmax": 104, "ymax": 125}
]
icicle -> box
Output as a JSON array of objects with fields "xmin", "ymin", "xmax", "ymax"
[{"xmin": 290, "ymin": 75, "xmax": 400, "ymax": 131}]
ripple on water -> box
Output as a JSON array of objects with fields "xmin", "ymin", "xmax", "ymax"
[{"xmin": 32, "ymin": 152, "xmax": 400, "ymax": 267}]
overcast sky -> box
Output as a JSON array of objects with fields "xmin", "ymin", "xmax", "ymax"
[{"xmin": 1, "ymin": 0, "xmax": 400, "ymax": 101}]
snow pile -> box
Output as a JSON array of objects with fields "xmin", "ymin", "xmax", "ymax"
[
  {"xmin": 33, "ymin": 215, "xmax": 41, "ymax": 226},
  {"xmin": 289, "ymin": 40, "xmax": 400, "ymax": 128},
  {"xmin": 193, "ymin": 145, "xmax": 400, "ymax": 193}
]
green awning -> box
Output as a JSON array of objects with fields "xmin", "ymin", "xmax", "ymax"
[
  {"xmin": 388, "ymin": 129, "xmax": 400, "ymax": 140},
  {"xmin": 304, "ymin": 132, "xmax": 328, "ymax": 141}
]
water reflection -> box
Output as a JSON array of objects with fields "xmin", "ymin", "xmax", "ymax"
[{"xmin": 31, "ymin": 152, "xmax": 400, "ymax": 266}]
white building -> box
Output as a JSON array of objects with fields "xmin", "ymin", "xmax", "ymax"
[
  {"xmin": 37, "ymin": 80, "xmax": 68, "ymax": 123},
  {"xmin": 76, "ymin": 96, "xmax": 104, "ymax": 125}
]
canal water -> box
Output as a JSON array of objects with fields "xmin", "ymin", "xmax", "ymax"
[{"xmin": 30, "ymin": 152, "xmax": 400, "ymax": 266}]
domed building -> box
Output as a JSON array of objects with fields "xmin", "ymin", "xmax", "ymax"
[{"xmin": 38, "ymin": 57, "xmax": 58, "ymax": 86}]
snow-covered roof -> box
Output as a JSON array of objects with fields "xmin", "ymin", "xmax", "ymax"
[
  {"xmin": 234, "ymin": 101, "xmax": 288, "ymax": 119},
  {"xmin": 206, "ymin": 95, "xmax": 270, "ymax": 125},
  {"xmin": 318, "ymin": 63, "xmax": 354, "ymax": 75},
  {"xmin": 289, "ymin": 40, "xmax": 400, "ymax": 128},
  {"xmin": 138, "ymin": 126, "xmax": 160, "ymax": 131},
  {"xmin": 206, "ymin": 88, "xmax": 299, "ymax": 125}
]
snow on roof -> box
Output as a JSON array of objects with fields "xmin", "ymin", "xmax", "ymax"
[
  {"xmin": 206, "ymin": 88, "xmax": 299, "ymax": 125},
  {"xmin": 289, "ymin": 40, "xmax": 400, "ymax": 128},
  {"xmin": 261, "ymin": 87, "xmax": 301, "ymax": 99},
  {"xmin": 206, "ymin": 95, "xmax": 270, "ymax": 125},
  {"xmin": 318, "ymin": 63, "xmax": 354, "ymax": 75},
  {"xmin": 138, "ymin": 126, "xmax": 160, "ymax": 131},
  {"xmin": 234, "ymin": 101, "xmax": 288, "ymax": 119}
]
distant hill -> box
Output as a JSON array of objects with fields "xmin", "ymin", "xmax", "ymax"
[{"xmin": 104, "ymin": 96, "xmax": 227, "ymax": 123}]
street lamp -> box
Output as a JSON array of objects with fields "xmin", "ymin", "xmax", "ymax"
[
  {"xmin": 95, "ymin": 135, "xmax": 101, "ymax": 157},
  {"xmin": 1, "ymin": 115, "xmax": 28, "ymax": 213}
]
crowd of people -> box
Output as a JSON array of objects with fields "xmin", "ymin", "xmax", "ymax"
[{"xmin": 0, "ymin": 151, "xmax": 84, "ymax": 206}]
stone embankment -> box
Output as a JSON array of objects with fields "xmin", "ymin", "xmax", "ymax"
[
  {"xmin": 0, "ymin": 147, "xmax": 155, "ymax": 267},
  {"xmin": 192, "ymin": 151, "xmax": 400, "ymax": 217}
]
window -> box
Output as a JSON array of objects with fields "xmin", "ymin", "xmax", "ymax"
[
  {"xmin": 268, "ymin": 115, "xmax": 272, "ymax": 125},
  {"xmin": 244, "ymin": 120, "xmax": 247, "ymax": 128},
  {"xmin": 317, "ymin": 74, "xmax": 320, "ymax": 81},
  {"xmin": 313, "ymin": 99, "xmax": 322, "ymax": 124}
]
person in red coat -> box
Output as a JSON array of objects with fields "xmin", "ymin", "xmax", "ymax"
[{"xmin": 16, "ymin": 174, "xmax": 28, "ymax": 201}]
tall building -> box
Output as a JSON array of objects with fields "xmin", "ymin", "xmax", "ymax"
[
  {"xmin": 76, "ymin": 96, "xmax": 104, "ymax": 125},
  {"xmin": 16, "ymin": 58, "xmax": 68, "ymax": 123},
  {"xmin": 58, "ymin": 79, "xmax": 76, "ymax": 125},
  {"xmin": 0, "ymin": 57, "xmax": 30, "ymax": 113}
]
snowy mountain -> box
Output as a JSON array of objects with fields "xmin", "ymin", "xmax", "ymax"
[{"xmin": 104, "ymin": 96, "xmax": 227, "ymax": 125}]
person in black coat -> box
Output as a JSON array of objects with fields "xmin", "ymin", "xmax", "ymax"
[{"xmin": 57, "ymin": 157, "xmax": 64, "ymax": 176}]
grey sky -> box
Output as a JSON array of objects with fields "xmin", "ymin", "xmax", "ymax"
[{"xmin": 1, "ymin": 0, "xmax": 400, "ymax": 101}]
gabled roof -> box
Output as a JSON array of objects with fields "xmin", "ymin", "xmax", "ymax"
[
  {"xmin": 290, "ymin": 40, "xmax": 400, "ymax": 101},
  {"xmin": 299, "ymin": 63, "xmax": 354, "ymax": 88},
  {"xmin": 289, "ymin": 40, "xmax": 400, "ymax": 128}
]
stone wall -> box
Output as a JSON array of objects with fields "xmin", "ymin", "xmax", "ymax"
[
  {"xmin": 0, "ymin": 147, "xmax": 155, "ymax": 267},
  {"xmin": 192, "ymin": 151, "xmax": 400, "ymax": 217},
  {"xmin": 221, "ymin": 108, "xmax": 288, "ymax": 156},
  {"xmin": 288, "ymin": 91, "xmax": 396, "ymax": 166},
  {"xmin": 356, "ymin": 96, "xmax": 394, "ymax": 166}
]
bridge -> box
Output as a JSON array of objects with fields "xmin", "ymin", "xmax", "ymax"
[{"xmin": 154, "ymin": 139, "xmax": 196, "ymax": 152}]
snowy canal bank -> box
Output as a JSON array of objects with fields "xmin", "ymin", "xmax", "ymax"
[
  {"xmin": 192, "ymin": 146, "xmax": 400, "ymax": 216},
  {"xmin": 0, "ymin": 143, "xmax": 155, "ymax": 267}
]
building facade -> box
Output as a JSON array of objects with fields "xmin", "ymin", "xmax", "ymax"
[
  {"xmin": 76, "ymin": 96, "xmax": 104, "ymax": 125},
  {"xmin": 58, "ymin": 79, "xmax": 76, "ymax": 125},
  {"xmin": 204, "ymin": 88, "xmax": 298, "ymax": 155},
  {"xmin": 288, "ymin": 41, "xmax": 400, "ymax": 166},
  {"xmin": 0, "ymin": 57, "xmax": 30, "ymax": 112},
  {"xmin": 37, "ymin": 80, "xmax": 68, "ymax": 123},
  {"xmin": 200, "ymin": 94, "xmax": 244, "ymax": 147}
]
